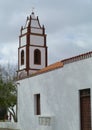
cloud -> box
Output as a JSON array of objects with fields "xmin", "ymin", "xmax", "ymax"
[
  {"xmin": 0, "ymin": 0, "xmax": 92, "ymax": 65},
  {"xmin": 0, "ymin": 42, "xmax": 18, "ymax": 65}
]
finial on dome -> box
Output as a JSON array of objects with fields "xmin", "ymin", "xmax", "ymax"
[
  {"xmin": 31, "ymin": 7, "xmax": 36, "ymax": 19},
  {"xmin": 32, "ymin": 7, "xmax": 35, "ymax": 14}
]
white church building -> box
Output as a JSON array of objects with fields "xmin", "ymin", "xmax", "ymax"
[
  {"xmin": 16, "ymin": 11, "xmax": 92, "ymax": 130},
  {"xmin": 0, "ymin": 12, "xmax": 92, "ymax": 130}
]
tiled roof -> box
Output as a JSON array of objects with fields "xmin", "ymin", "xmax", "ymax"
[
  {"xmin": 33, "ymin": 51, "xmax": 92, "ymax": 76},
  {"xmin": 61, "ymin": 51, "xmax": 92, "ymax": 65},
  {"xmin": 18, "ymin": 51, "xmax": 92, "ymax": 80},
  {"xmin": 32, "ymin": 61, "xmax": 64, "ymax": 76}
]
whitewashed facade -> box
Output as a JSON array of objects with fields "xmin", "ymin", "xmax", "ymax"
[
  {"xmin": 16, "ymin": 12, "xmax": 92, "ymax": 130},
  {"xmin": 17, "ymin": 55, "xmax": 92, "ymax": 130}
]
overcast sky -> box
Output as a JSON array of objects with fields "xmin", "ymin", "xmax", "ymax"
[{"xmin": 0, "ymin": 0, "xmax": 92, "ymax": 65}]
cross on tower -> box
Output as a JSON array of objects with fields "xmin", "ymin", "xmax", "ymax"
[{"xmin": 32, "ymin": 7, "xmax": 35, "ymax": 13}]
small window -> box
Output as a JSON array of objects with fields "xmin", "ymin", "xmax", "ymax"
[
  {"xmin": 34, "ymin": 94, "xmax": 41, "ymax": 115},
  {"xmin": 21, "ymin": 50, "xmax": 24, "ymax": 65},
  {"xmin": 34, "ymin": 49, "xmax": 41, "ymax": 65}
]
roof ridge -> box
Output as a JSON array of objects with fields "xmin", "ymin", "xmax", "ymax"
[
  {"xmin": 61, "ymin": 51, "xmax": 92, "ymax": 65},
  {"xmin": 32, "ymin": 61, "xmax": 64, "ymax": 76},
  {"xmin": 17, "ymin": 51, "xmax": 92, "ymax": 80}
]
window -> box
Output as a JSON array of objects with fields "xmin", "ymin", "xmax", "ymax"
[
  {"xmin": 34, "ymin": 94, "xmax": 41, "ymax": 115},
  {"xmin": 79, "ymin": 88, "xmax": 91, "ymax": 130},
  {"xmin": 34, "ymin": 49, "xmax": 41, "ymax": 65},
  {"xmin": 21, "ymin": 50, "xmax": 24, "ymax": 65}
]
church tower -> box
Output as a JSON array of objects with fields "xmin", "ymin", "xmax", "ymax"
[{"xmin": 17, "ymin": 12, "xmax": 48, "ymax": 78}]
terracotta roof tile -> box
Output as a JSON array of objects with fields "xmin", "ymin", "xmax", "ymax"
[
  {"xmin": 34, "ymin": 51, "xmax": 92, "ymax": 76},
  {"xmin": 32, "ymin": 61, "xmax": 64, "ymax": 76},
  {"xmin": 18, "ymin": 51, "xmax": 92, "ymax": 80},
  {"xmin": 61, "ymin": 51, "xmax": 92, "ymax": 65}
]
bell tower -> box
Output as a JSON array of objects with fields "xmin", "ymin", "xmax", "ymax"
[{"xmin": 17, "ymin": 12, "xmax": 48, "ymax": 79}]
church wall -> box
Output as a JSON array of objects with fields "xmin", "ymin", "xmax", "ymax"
[
  {"xmin": 22, "ymin": 28, "xmax": 27, "ymax": 35},
  {"xmin": 31, "ymin": 20, "xmax": 40, "ymax": 28},
  {"xmin": 18, "ymin": 57, "xmax": 92, "ymax": 130},
  {"xmin": 20, "ymin": 36, "xmax": 26, "ymax": 46},
  {"xmin": 30, "ymin": 35, "xmax": 44, "ymax": 46},
  {"xmin": 31, "ymin": 28, "xmax": 43, "ymax": 34}
]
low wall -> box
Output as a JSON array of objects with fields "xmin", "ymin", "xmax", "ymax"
[{"xmin": 0, "ymin": 122, "xmax": 19, "ymax": 130}]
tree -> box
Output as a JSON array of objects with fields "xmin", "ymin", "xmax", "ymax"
[{"xmin": 0, "ymin": 64, "xmax": 17, "ymax": 122}]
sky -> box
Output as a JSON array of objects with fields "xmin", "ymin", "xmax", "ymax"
[{"xmin": 0, "ymin": 0, "xmax": 92, "ymax": 65}]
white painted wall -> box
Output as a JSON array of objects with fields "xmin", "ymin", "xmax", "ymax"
[
  {"xmin": 22, "ymin": 29, "xmax": 27, "ymax": 35},
  {"xmin": 18, "ymin": 57, "xmax": 92, "ymax": 130},
  {"xmin": 20, "ymin": 36, "xmax": 26, "ymax": 46},
  {"xmin": 29, "ymin": 46, "xmax": 46, "ymax": 69},
  {"xmin": 31, "ymin": 20, "xmax": 40, "ymax": 28},
  {"xmin": 25, "ymin": 20, "xmax": 30, "ymax": 27},
  {"xmin": 18, "ymin": 70, "xmax": 27, "ymax": 79},
  {"xmin": 31, "ymin": 13, "xmax": 36, "ymax": 19},
  {"xmin": 31, "ymin": 28, "xmax": 43, "ymax": 34},
  {"xmin": 0, "ymin": 122, "xmax": 19, "ymax": 130},
  {"xmin": 30, "ymin": 35, "xmax": 44, "ymax": 46}
]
